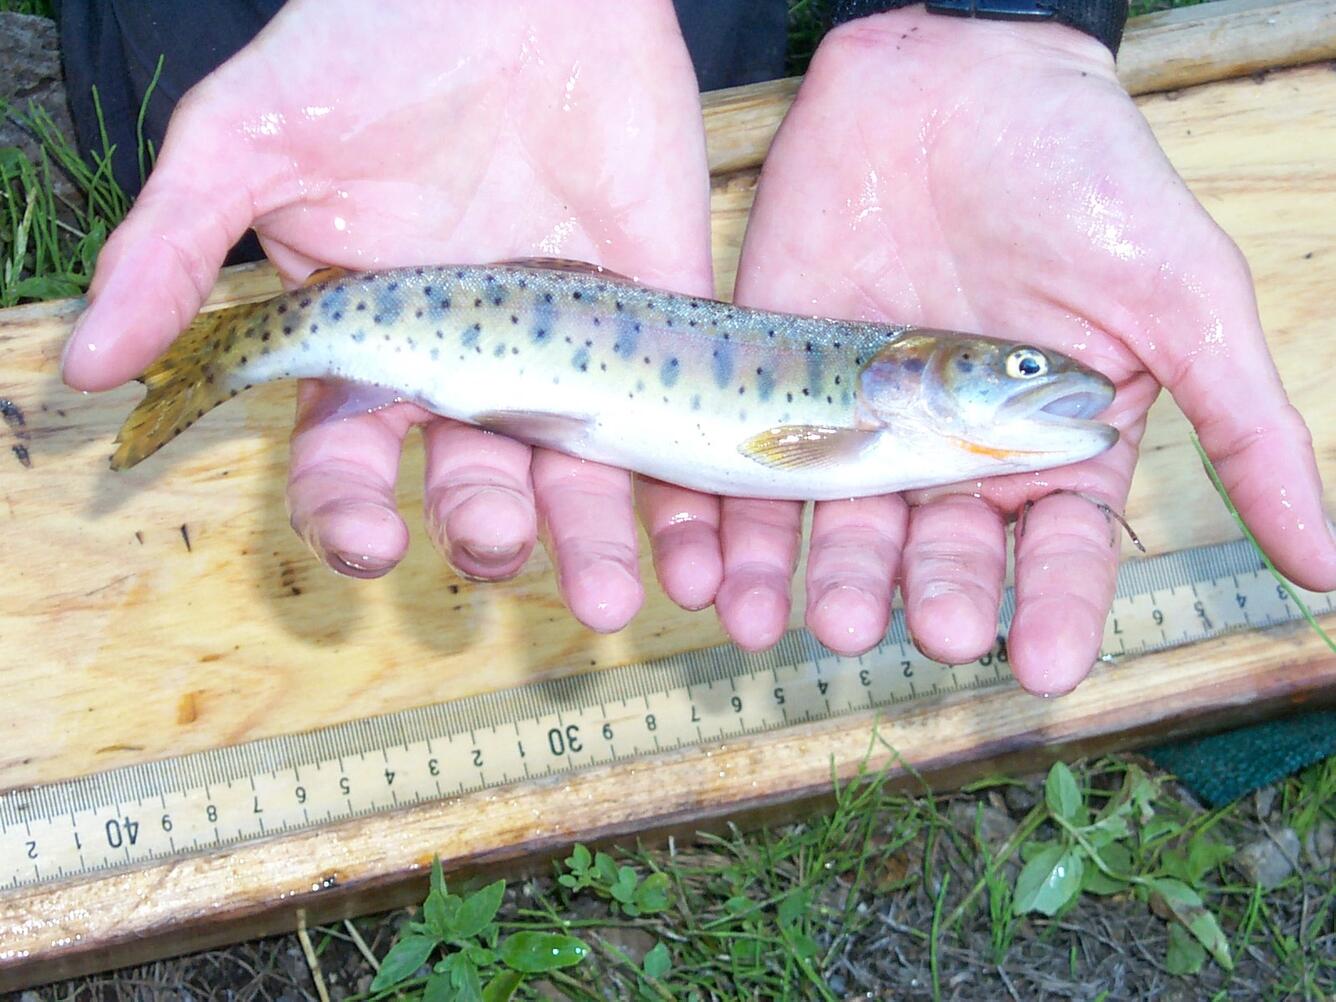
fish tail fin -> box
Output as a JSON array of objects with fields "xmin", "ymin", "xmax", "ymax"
[{"xmin": 110, "ymin": 301, "xmax": 264, "ymax": 470}]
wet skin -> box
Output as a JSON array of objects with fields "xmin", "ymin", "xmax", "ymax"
[{"xmin": 62, "ymin": 2, "xmax": 1335, "ymax": 693}]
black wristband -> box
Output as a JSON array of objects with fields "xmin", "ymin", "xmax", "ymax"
[{"xmin": 826, "ymin": 0, "xmax": 1129, "ymax": 56}]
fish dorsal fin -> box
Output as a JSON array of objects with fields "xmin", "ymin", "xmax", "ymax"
[
  {"xmin": 739, "ymin": 425, "xmax": 876, "ymax": 470},
  {"xmin": 302, "ymin": 265, "xmax": 351, "ymax": 287},
  {"xmin": 496, "ymin": 257, "xmax": 637, "ymax": 283}
]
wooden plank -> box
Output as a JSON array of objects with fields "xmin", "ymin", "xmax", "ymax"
[
  {"xmin": 701, "ymin": 0, "xmax": 1336, "ymax": 175},
  {"xmin": 3, "ymin": 606, "xmax": 1332, "ymax": 988},
  {"xmin": 2, "ymin": 64, "xmax": 1333, "ymax": 796},
  {"xmin": 1, "ymin": 47, "xmax": 1335, "ymax": 994}
]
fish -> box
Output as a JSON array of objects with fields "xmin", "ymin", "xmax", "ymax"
[{"xmin": 109, "ymin": 258, "xmax": 1119, "ymax": 500}]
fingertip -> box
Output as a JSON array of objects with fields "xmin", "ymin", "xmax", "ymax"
[
  {"xmin": 908, "ymin": 589, "xmax": 998, "ymax": 664},
  {"xmin": 562, "ymin": 559, "xmax": 644, "ymax": 633},
  {"xmin": 807, "ymin": 584, "xmax": 888, "ymax": 655},
  {"xmin": 1007, "ymin": 599, "xmax": 1102, "ymax": 696},
  {"xmin": 651, "ymin": 520, "xmax": 723, "ymax": 611},
  {"xmin": 717, "ymin": 567, "xmax": 791, "ymax": 651},
  {"xmin": 431, "ymin": 486, "xmax": 536, "ymax": 581},
  {"xmin": 303, "ymin": 499, "xmax": 410, "ymax": 580}
]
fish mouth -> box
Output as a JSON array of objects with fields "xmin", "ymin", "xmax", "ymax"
[
  {"xmin": 957, "ymin": 374, "xmax": 1119, "ymax": 461},
  {"xmin": 1007, "ymin": 374, "xmax": 1116, "ymax": 429}
]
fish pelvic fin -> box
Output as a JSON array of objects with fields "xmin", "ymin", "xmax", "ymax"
[
  {"xmin": 738, "ymin": 425, "xmax": 876, "ymax": 470},
  {"xmin": 110, "ymin": 300, "xmax": 265, "ymax": 471}
]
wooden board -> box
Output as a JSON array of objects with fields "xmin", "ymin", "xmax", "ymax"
[{"xmin": 2, "ymin": 10, "xmax": 1336, "ymax": 988}]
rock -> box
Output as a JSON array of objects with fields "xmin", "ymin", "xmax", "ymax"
[
  {"xmin": 596, "ymin": 925, "xmax": 657, "ymax": 965},
  {"xmin": 1303, "ymin": 819, "xmax": 1335, "ymax": 872},
  {"xmin": 0, "ymin": 11, "xmax": 83, "ymax": 210},
  {"xmin": 949, "ymin": 800, "xmax": 1018, "ymax": 850},
  {"xmin": 1233, "ymin": 828, "xmax": 1301, "ymax": 889},
  {"xmin": 1253, "ymin": 784, "xmax": 1278, "ymax": 821},
  {"xmin": 1002, "ymin": 773, "xmax": 1045, "ymax": 816}
]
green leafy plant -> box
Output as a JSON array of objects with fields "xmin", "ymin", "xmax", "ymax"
[
  {"xmin": 558, "ymin": 843, "xmax": 672, "ymax": 917},
  {"xmin": 1011, "ymin": 762, "xmax": 1234, "ymax": 974},
  {"xmin": 370, "ymin": 858, "xmax": 588, "ymax": 1001}
]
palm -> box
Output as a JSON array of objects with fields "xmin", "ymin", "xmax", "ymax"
[
  {"xmin": 63, "ymin": 0, "xmax": 715, "ymax": 631},
  {"xmin": 733, "ymin": 9, "xmax": 1336, "ymax": 692}
]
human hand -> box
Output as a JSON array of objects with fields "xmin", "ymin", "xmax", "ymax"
[
  {"xmin": 726, "ymin": 7, "xmax": 1336, "ymax": 693},
  {"xmin": 60, "ymin": 0, "xmax": 716, "ymax": 632}
]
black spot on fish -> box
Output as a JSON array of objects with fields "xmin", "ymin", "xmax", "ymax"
[
  {"xmin": 593, "ymin": 317, "xmax": 601, "ymax": 327},
  {"xmin": 261, "ymin": 332, "xmax": 271, "ymax": 342},
  {"xmin": 573, "ymin": 291, "xmax": 582, "ymax": 300},
  {"xmin": 786, "ymin": 392, "xmax": 794, "ymax": 403},
  {"xmin": 356, "ymin": 302, "xmax": 367, "ymax": 311},
  {"xmin": 435, "ymin": 330, "xmax": 444, "ymax": 339},
  {"xmin": 768, "ymin": 329, "xmax": 776, "ymax": 338},
  {"xmin": 493, "ymin": 296, "xmax": 503, "ymax": 306},
  {"xmin": 833, "ymin": 375, "xmax": 841, "ymax": 385},
  {"xmin": 239, "ymin": 355, "xmax": 248, "ymax": 364},
  {"xmin": 544, "ymin": 293, "xmax": 553, "ymax": 303},
  {"xmin": 660, "ymin": 357, "xmax": 680, "ymax": 388},
  {"xmin": 474, "ymin": 298, "xmax": 482, "ymax": 307},
  {"xmin": 802, "ymin": 388, "xmax": 810, "ymax": 396},
  {"xmin": 299, "ymin": 297, "xmax": 311, "ymax": 308},
  {"xmin": 615, "ymin": 300, "xmax": 624, "ymax": 311},
  {"xmin": 805, "ymin": 342, "xmax": 813, "ymax": 352},
  {"xmin": 738, "ymin": 385, "xmax": 745, "ymax": 395},
  {"xmin": 643, "ymin": 356, "xmax": 651, "ymax": 365},
  {"xmin": 283, "ymin": 325, "xmax": 293, "ymax": 336},
  {"xmin": 277, "ymin": 304, "xmax": 287, "ymax": 315},
  {"xmin": 510, "ymin": 315, "xmax": 519, "ymax": 324},
  {"xmin": 511, "ymin": 347, "xmax": 519, "ymax": 355},
  {"xmin": 415, "ymin": 309, "xmax": 423, "ymax": 319},
  {"xmin": 333, "ymin": 311, "xmax": 343, "ymax": 321}
]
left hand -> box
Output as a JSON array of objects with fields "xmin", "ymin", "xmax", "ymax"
[{"xmin": 671, "ymin": 7, "xmax": 1336, "ymax": 693}]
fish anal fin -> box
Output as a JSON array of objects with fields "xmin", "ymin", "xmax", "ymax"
[
  {"xmin": 496, "ymin": 257, "xmax": 636, "ymax": 284},
  {"xmin": 739, "ymin": 425, "xmax": 874, "ymax": 470},
  {"xmin": 473, "ymin": 409, "xmax": 594, "ymax": 452}
]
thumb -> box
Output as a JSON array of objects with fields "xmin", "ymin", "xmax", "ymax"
[
  {"xmin": 61, "ymin": 107, "xmax": 262, "ymax": 391},
  {"xmin": 1131, "ymin": 228, "xmax": 1336, "ymax": 592}
]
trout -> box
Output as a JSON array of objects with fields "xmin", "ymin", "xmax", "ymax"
[{"xmin": 110, "ymin": 259, "xmax": 1118, "ymax": 499}]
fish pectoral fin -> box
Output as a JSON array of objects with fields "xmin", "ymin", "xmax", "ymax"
[
  {"xmin": 473, "ymin": 410, "xmax": 594, "ymax": 452},
  {"xmin": 495, "ymin": 257, "xmax": 637, "ymax": 284},
  {"xmin": 738, "ymin": 425, "xmax": 875, "ymax": 470},
  {"xmin": 300, "ymin": 380, "xmax": 418, "ymax": 426}
]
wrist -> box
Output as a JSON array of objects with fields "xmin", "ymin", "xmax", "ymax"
[
  {"xmin": 817, "ymin": 4, "xmax": 1118, "ymax": 76},
  {"xmin": 825, "ymin": 0, "xmax": 1126, "ymax": 57}
]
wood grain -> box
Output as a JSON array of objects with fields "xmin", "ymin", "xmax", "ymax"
[
  {"xmin": 1, "ymin": 29, "xmax": 1335, "ymax": 992},
  {"xmin": 2, "ymin": 63, "xmax": 1333, "ymax": 796},
  {"xmin": 3, "ymin": 600, "xmax": 1332, "ymax": 988},
  {"xmin": 700, "ymin": 0, "xmax": 1336, "ymax": 175}
]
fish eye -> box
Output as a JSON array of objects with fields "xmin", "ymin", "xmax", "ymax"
[{"xmin": 1005, "ymin": 347, "xmax": 1048, "ymax": 379}]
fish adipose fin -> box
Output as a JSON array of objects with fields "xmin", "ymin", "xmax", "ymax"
[
  {"xmin": 739, "ymin": 425, "xmax": 875, "ymax": 470},
  {"xmin": 110, "ymin": 300, "xmax": 266, "ymax": 471},
  {"xmin": 473, "ymin": 410, "xmax": 594, "ymax": 453}
]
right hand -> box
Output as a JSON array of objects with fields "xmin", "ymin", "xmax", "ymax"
[{"xmin": 61, "ymin": 0, "xmax": 717, "ymax": 632}]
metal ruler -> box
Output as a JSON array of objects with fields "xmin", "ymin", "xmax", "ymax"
[{"xmin": 2, "ymin": 538, "xmax": 1332, "ymax": 892}]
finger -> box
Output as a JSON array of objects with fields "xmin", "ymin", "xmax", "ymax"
[
  {"xmin": 287, "ymin": 381, "xmax": 417, "ymax": 578},
  {"xmin": 1132, "ymin": 233, "xmax": 1336, "ymax": 591},
  {"xmin": 804, "ymin": 496, "xmax": 907, "ymax": 656},
  {"xmin": 901, "ymin": 495, "xmax": 1008, "ymax": 664},
  {"xmin": 716, "ymin": 498, "xmax": 804, "ymax": 651},
  {"xmin": 62, "ymin": 112, "xmax": 263, "ymax": 390},
  {"xmin": 422, "ymin": 423, "xmax": 537, "ymax": 581},
  {"xmin": 1008, "ymin": 491, "xmax": 1123, "ymax": 696},
  {"xmin": 532, "ymin": 451, "xmax": 643, "ymax": 633},
  {"xmin": 635, "ymin": 479, "xmax": 722, "ymax": 612}
]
